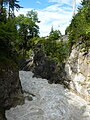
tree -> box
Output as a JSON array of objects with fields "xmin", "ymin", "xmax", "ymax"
[
  {"xmin": 41, "ymin": 29, "xmax": 69, "ymax": 63},
  {"xmin": 0, "ymin": 0, "xmax": 21, "ymax": 17},
  {"xmin": 0, "ymin": 0, "xmax": 21, "ymax": 61},
  {"xmin": 16, "ymin": 10, "xmax": 40, "ymax": 57},
  {"xmin": 81, "ymin": 0, "xmax": 90, "ymax": 6},
  {"xmin": 8, "ymin": 0, "xmax": 21, "ymax": 17},
  {"xmin": 49, "ymin": 27, "xmax": 61, "ymax": 40},
  {"xmin": 65, "ymin": 0, "xmax": 90, "ymax": 52}
]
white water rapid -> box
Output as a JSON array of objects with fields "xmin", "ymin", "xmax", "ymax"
[{"xmin": 6, "ymin": 71, "xmax": 90, "ymax": 120}]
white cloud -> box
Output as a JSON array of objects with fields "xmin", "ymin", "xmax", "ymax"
[
  {"xmin": 48, "ymin": 0, "xmax": 81, "ymax": 5},
  {"xmin": 15, "ymin": 0, "xmax": 82, "ymax": 37},
  {"xmin": 37, "ymin": 4, "xmax": 72, "ymax": 36},
  {"xmin": 15, "ymin": 8, "xmax": 32, "ymax": 16},
  {"xmin": 48, "ymin": 0, "xmax": 73, "ymax": 6},
  {"xmin": 76, "ymin": 0, "xmax": 82, "ymax": 5},
  {"xmin": 36, "ymin": 1, "xmax": 41, "ymax": 4}
]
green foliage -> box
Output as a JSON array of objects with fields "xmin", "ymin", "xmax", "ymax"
[
  {"xmin": 0, "ymin": 4, "xmax": 40, "ymax": 61},
  {"xmin": 49, "ymin": 27, "xmax": 61, "ymax": 40},
  {"xmin": 45, "ymin": 29, "xmax": 69, "ymax": 63},
  {"xmin": 65, "ymin": 0, "xmax": 90, "ymax": 52},
  {"xmin": 0, "ymin": 0, "xmax": 21, "ymax": 17},
  {"xmin": 0, "ymin": 3, "xmax": 20, "ymax": 62},
  {"xmin": 35, "ymin": 30, "xmax": 70, "ymax": 64},
  {"xmin": 0, "ymin": 18, "xmax": 18, "ymax": 58},
  {"xmin": 16, "ymin": 10, "xmax": 40, "ymax": 57}
]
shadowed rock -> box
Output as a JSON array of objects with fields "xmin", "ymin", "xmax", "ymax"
[
  {"xmin": 32, "ymin": 43, "xmax": 71, "ymax": 88},
  {"xmin": 0, "ymin": 58, "xmax": 24, "ymax": 119}
]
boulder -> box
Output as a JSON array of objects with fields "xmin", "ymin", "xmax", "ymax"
[{"xmin": 32, "ymin": 43, "xmax": 71, "ymax": 88}]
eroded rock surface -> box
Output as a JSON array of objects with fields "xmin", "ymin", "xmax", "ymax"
[
  {"xmin": 65, "ymin": 44, "xmax": 90, "ymax": 100},
  {"xmin": 6, "ymin": 71, "xmax": 90, "ymax": 120}
]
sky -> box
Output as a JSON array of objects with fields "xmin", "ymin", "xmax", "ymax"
[{"xmin": 15, "ymin": 0, "xmax": 82, "ymax": 37}]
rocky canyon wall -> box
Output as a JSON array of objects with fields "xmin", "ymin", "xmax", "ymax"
[
  {"xmin": 65, "ymin": 44, "xmax": 90, "ymax": 101},
  {"xmin": 0, "ymin": 58, "xmax": 24, "ymax": 119}
]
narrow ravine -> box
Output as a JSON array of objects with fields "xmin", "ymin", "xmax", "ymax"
[{"xmin": 6, "ymin": 71, "xmax": 90, "ymax": 120}]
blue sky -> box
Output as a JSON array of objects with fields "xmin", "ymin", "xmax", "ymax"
[
  {"xmin": 16, "ymin": 0, "xmax": 82, "ymax": 36},
  {"xmin": 19, "ymin": 0, "xmax": 54, "ymax": 9}
]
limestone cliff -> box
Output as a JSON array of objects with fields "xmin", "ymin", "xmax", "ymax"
[
  {"xmin": 65, "ymin": 44, "xmax": 90, "ymax": 101},
  {"xmin": 0, "ymin": 57, "xmax": 24, "ymax": 119}
]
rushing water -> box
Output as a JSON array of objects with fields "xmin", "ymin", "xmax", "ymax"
[{"xmin": 6, "ymin": 71, "xmax": 90, "ymax": 120}]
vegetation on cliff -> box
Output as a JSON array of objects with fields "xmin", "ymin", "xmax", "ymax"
[{"xmin": 65, "ymin": 0, "xmax": 90, "ymax": 53}]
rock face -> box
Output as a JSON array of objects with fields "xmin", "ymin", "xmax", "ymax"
[
  {"xmin": 18, "ymin": 59, "xmax": 33, "ymax": 71},
  {"xmin": 18, "ymin": 43, "xmax": 70, "ymax": 88},
  {"xmin": 65, "ymin": 44, "xmax": 90, "ymax": 100},
  {"xmin": 0, "ymin": 58, "xmax": 24, "ymax": 119},
  {"xmin": 6, "ymin": 71, "xmax": 90, "ymax": 120},
  {"xmin": 33, "ymin": 43, "xmax": 70, "ymax": 88}
]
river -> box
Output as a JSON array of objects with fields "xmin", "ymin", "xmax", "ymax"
[{"xmin": 6, "ymin": 71, "xmax": 90, "ymax": 120}]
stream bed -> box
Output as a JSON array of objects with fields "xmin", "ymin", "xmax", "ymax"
[{"xmin": 6, "ymin": 71, "xmax": 90, "ymax": 120}]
